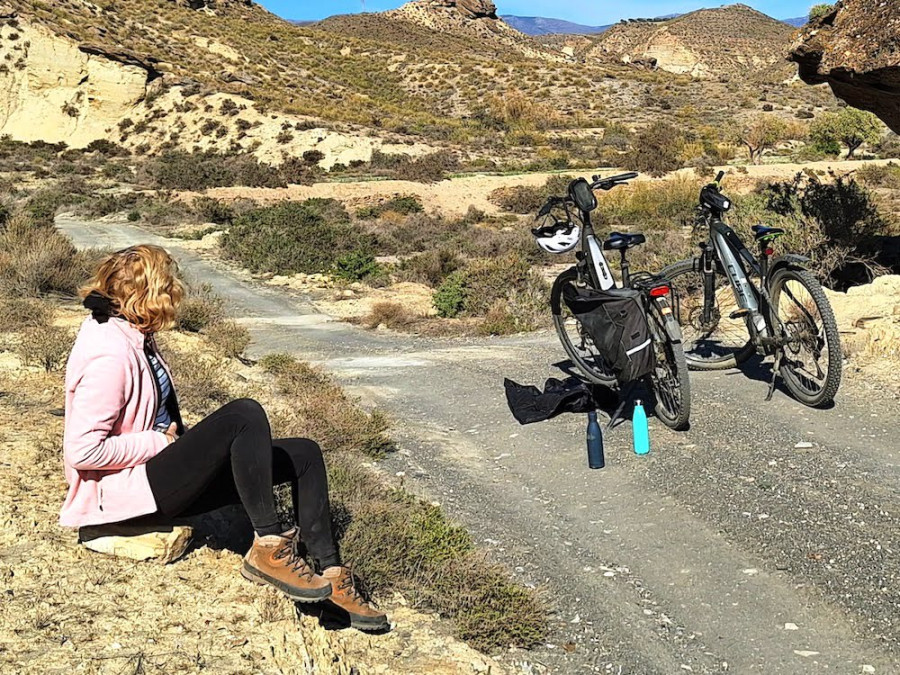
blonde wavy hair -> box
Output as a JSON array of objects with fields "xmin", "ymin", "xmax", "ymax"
[{"xmin": 80, "ymin": 245, "xmax": 184, "ymax": 333}]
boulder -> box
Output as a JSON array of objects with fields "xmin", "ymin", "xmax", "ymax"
[
  {"xmin": 790, "ymin": 1, "xmax": 900, "ymax": 134},
  {"xmin": 79, "ymin": 523, "xmax": 193, "ymax": 563},
  {"xmin": 456, "ymin": 0, "xmax": 497, "ymax": 19}
]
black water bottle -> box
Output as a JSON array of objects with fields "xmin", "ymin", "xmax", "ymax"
[{"xmin": 587, "ymin": 411, "xmax": 605, "ymax": 469}]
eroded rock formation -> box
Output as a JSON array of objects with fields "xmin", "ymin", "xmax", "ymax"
[
  {"xmin": 424, "ymin": 0, "xmax": 497, "ymax": 20},
  {"xmin": 790, "ymin": 0, "xmax": 900, "ymax": 133},
  {"xmin": 0, "ymin": 17, "xmax": 154, "ymax": 147}
]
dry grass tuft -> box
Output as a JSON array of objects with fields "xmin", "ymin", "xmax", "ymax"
[
  {"xmin": 363, "ymin": 302, "xmax": 421, "ymax": 330},
  {"xmin": 205, "ymin": 319, "xmax": 250, "ymax": 358},
  {"xmin": 15, "ymin": 326, "xmax": 73, "ymax": 371}
]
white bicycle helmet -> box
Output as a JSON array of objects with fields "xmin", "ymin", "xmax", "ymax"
[{"xmin": 532, "ymin": 217, "xmax": 581, "ymax": 254}]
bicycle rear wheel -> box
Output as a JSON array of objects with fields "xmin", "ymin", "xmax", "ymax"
[
  {"xmin": 646, "ymin": 304, "xmax": 691, "ymax": 430},
  {"xmin": 768, "ymin": 267, "xmax": 842, "ymax": 407},
  {"xmin": 551, "ymin": 268, "xmax": 617, "ymax": 387},
  {"xmin": 662, "ymin": 258, "xmax": 755, "ymax": 370}
]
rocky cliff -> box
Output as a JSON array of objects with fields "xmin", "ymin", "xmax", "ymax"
[
  {"xmin": 0, "ymin": 12, "xmax": 155, "ymax": 147},
  {"xmin": 790, "ymin": 0, "xmax": 900, "ymax": 133}
]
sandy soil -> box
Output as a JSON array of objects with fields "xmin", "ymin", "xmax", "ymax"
[
  {"xmin": 0, "ymin": 306, "xmax": 504, "ymax": 675},
  {"xmin": 186, "ymin": 159, "xmax": 897, "ymax": 218},
  {"xmin": 825, "ymin": 275, "xmax": 900, "ymax": 390}
]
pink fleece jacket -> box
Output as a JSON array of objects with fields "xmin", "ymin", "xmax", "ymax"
[{"xmin": 59, "ymin": 316, "xmax": 174, "ymax": 528}]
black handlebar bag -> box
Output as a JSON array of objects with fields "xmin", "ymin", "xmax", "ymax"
[{"xmin": 563, "ymin": 285, "xmax": 654, "ymax": 385}]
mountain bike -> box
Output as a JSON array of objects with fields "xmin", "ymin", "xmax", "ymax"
[
  {"xmin": 661, "ymin": 171, "xmax": 842, "ymax": 407},
  {"xmin": 534, "ymin": 173, "xmax": 691, "ymax": 431}
]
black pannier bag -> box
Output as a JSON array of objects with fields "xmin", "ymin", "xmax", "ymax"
[{"xmin": 563, "ymin": 284, "xmax": 654, "ymax": 385}]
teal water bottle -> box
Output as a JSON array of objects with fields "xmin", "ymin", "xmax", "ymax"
[
  {"xmin": 586, "ymin": 411, "xmax": 605, "ymax": 469},
  {"xmin": 633, "ymin": 400, "xmax": 650, "ymax": 456}
]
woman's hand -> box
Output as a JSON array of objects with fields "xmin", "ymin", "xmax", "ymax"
[{"xmin": 163, "ymin": 422, "xmax": 179, "ymax": 445}]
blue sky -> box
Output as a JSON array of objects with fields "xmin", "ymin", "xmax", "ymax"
[{"xmin": 271, "ymin": 1, "xmax": 815, "ymax": 23}]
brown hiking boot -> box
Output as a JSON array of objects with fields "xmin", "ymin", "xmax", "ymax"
[
  {"xmin": 241, "ymin": 529, "xmax": 332, "ymax": 603},
  {"xmin": 323, "ymin": 566, "xmax": 389, "ymax": 631}
]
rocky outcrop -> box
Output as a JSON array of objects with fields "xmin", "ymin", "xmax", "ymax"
[
  {"xmin": 418, "ymin": 1, "xmax": 497, "ymax": 20},
  {"xmin": 455, "ymin": 0, "xmax": 497, "ymax": 19},
  {"xmin": 0, "ymin": 17, "xmax": 154, "ymax": 147},
  {"xmin": 790, "ymin": 0, "xmax": 900, "ymax": 134}
]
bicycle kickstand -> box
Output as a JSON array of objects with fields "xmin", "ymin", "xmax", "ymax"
[{"xmin": 766, "ymin": 351, "xmax": 783, "ymax": 402}]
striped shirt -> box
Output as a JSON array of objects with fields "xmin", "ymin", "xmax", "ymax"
[{"xmin": 146, "ymin": 349, "xmax": 173, "ymax": 432}]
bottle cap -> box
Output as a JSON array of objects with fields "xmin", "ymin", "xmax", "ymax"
[{"xmin": 635, "ymin": 399, "xmax": 642, "ymax": 406}]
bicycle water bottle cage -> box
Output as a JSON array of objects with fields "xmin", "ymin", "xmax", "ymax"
[
  {"xmin": 751, "ymin": 225, "xmax": 786, "ymax": 241},
  {"xmin": 700, "ymin": 185, "xmax": 732, "ymax": 213}
]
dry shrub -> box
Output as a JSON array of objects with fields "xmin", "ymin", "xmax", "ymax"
[
  {"xmin": 205, "ymin": 319, "xmax": 250, "ymax": 358},
  {"xmin": 177, "ymin": 283, "xmax": 225, "ymax": 332},
  {"xmin": 0, "ymin": 211, "xmax": 95, "ymax": 297},
  {"xmin": 363, "ymin": 302, "xmax": 420, "ymax": 330},
  {"xmin": 260, "ymin": 354, "xmax": 392, "ymax": 457},
  {"xmin": 0, "ymin": 298, "xmax": 51, "ymax": 331},
  {"xmin": 397, "ymin": 248, "xmax": 463, "ymax": 287},
  {"xmin": 16, "ymin": 326, "xmax": 72, "ymax": 371},
  {"xmin": 328, "ymin": 450, "xmax": 548, "ymax": 651},
  {"xmin": 489, "ymin": 175, "xmax": 572, "ymax": 214},
  {"xmin": 161, "ymin": 347, "xmax": 231, "ymax": 417}
]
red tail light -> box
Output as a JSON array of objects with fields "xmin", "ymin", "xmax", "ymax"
[
  {"xmin": 649, "ymin": 285, "xmax": 670, "ymax": 298},
  {"xmin": 764, "ymin": 247, "xmax": 775, "ymax": 257}
]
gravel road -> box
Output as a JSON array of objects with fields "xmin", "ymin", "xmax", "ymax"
[{"xmin": 58, "ymin": 216, "xmax": 900, "ymax": 675}]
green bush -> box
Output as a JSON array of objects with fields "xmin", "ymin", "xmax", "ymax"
[
  {"xmin": 809, "ymin": 3, "xmax": 835, "ymax": 22},
  {"xmin": 433, "ymin": 271, "xmax": 468, "ymax": 318},
  {"xmin": 222, "ymin": 199, "xmax": 361, "ymax": 275},
  {"xmin": 356, "ymin": 195, "xmax": 424, "ymax": 219},
  {"xmin": 192, "ymin": 197, "xmax": 234, "ymax": 225},
  {"xmin": 333, "ymin": 249, "xmax": 382, "ymax": 282},
  {"xmin": 138, "ymin": 151, "xmax": 287, "ymax": 190},
  {"xmin": 433, "ymin": 256, "xmax": 547, "ymax": 326}
]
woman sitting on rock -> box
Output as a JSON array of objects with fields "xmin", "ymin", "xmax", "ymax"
[{"xmin": 60, "ymin": 244, "xmax": 387, "ymax": 631}]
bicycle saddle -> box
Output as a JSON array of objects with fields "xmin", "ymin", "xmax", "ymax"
[
  {"xmin": 603, "ymin": 231, "xmax": 646, "ymax": 250},
  {"xmin": 751, "ymin": 224, "xmax": 785, "ymax": 241}
]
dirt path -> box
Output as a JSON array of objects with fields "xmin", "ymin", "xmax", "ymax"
[
  {"xmin": 188, "ymin": 159, "xmax": 897, "ymax": 217},
  {"xmin": 58, "ymin": 215, "xmax": 900, "ymax": 674}
]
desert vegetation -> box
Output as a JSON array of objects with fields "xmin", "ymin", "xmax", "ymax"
[{"xmin": 0, "ymin": 185, "xmax": 548, "ymax": 668}]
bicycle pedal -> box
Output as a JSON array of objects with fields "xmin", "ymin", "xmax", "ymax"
[{"xmin": 729, "ymin": 309, "xmax": 751, "ymax": 320}]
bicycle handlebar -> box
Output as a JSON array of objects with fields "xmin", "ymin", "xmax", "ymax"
[
  {"xmin": 591, "ymin": 172, "xmax": 638, "ymax": 189},
  {"xmin": 714, "ymin": 170, "xmax": 726, "ymax": 185}
]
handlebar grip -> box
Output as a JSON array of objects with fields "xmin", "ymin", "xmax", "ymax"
[{"xmin": 715, "ymin": 171, "xmax": 725, "ymax": 184}]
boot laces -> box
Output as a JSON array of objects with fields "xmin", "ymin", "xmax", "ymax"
[
  {"xmin": 338, "ymin": 566, "xmax": 363, "ymax": 603},
  {"xmin": 273, "ymin": 536, "xmax": 314, "ymax": 581}
]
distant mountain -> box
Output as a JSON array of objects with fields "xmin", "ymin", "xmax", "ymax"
[
  {"xmin": 501, "ymin": 15, "xmax": 611, "ymax": 36},
  {"xmin": 783, "ymin": 16, "xmax": 808, "ymax": 27},
  {"xmin": 290, "ymin": 20, "xmax": 315, "ymax": 26}
]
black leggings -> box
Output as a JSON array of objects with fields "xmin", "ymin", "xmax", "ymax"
[{"xmin": 144, "ymin": 398, "xmax": 339, "ymax": 569}]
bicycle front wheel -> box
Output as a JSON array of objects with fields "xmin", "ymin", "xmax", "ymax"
[
  {"xmin": 662, "ymin": 258, "xmax": 755, "ymax": 370},
  {"xmin": 551, "ymin": 268, "xmax": 617, "ymax": 387},
  {"xmin": 768, "ymin": 267, "xmax": 842, "ymax": 407}
]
